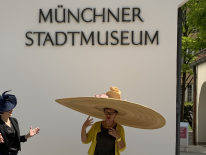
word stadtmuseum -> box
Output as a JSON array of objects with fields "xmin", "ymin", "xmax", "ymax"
[{"xmin": 25, "ymin": 7, "xmax": 159, "ymax": 46}]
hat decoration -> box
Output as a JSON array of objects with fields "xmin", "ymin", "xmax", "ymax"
[{"xmin": 95, "ymin": 93, "xmax": 108, "ymax": 98}]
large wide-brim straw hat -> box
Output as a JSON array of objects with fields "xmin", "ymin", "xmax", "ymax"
[
  {"xmin": 0, "ymin": 90, "xmax": 17, "ymax": 113},
  {"xmin": 55, "ymin": 87, "xmax": 166, "ymax": 129}
]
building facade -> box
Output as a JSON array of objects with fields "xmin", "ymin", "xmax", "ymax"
[{"xmin": 190, "ymin": 48, "xmax": 206, "ymax": 144}]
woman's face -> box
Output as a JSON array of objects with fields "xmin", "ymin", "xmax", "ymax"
[
  {"xmin": 2, "ymin": 109, "xmax": 13, "ymax": 117},
  {"xmin": 104, "ymin": 108, "xmax": 117, "ymax": 121}
]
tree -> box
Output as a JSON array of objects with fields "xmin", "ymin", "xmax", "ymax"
[
  {"xmin": 180, "ymin": 0, "xmax": 206, "ymax": 122},
  {"xmin": 188, "ymin": 0, "xmax": 206, "ymax": 48}
]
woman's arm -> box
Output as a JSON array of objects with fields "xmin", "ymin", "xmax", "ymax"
[
  {"xmin": 24, "ymin": 126, "xmax": 40, "ymax": 140},
  {"xmin": 109, "ymin": 127, "xmax": 126, "ymax": 151},
  {"xmin": 12, "ymin": 118, "xmax": 28, "ymax": 142},
  {"xmin": 81, "ymin": 116, "xmax": 93, "ymax": 143},
  {"xmin": 117, "ymin": 126, "xmax": 126, "ymax": 151},
  {"xmin": 116, "ymin": 137, "xmax": 125, "ymax": 150},
  {"xmin": 20, "ymin": 135, "xmax": 27, "ymax": 142},
  {"xmin": 81, "ymin": 126, "xmax": 87, "ymax": 142},
  {"xmin": 13, "ymin": 118, "xmax": 40, "ymax": 141},
  {"xmin": 20, "ymin": 126, "xmax": 40, "ymax": 142}
]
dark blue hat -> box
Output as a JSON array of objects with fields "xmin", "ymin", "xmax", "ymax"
[{"xmin": 0, "ymin": 90, "xmax": 17, "ymax": 113}]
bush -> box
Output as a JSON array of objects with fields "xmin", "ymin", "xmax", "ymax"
[
  {"xmin": 184, "ymin": 101, "xmax": 193, "ymax": 119},
  {"xmin": 184, "ymin": 102, "xmax": 193, "ymax": 129}
]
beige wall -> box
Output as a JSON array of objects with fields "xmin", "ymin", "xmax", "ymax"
[{"xmin": 196, "ymin": 62, "xmax": 206, "ymax": 143}]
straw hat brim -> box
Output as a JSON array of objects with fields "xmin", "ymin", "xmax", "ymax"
[{"xmin": 55, "ymin": 97, "xmax": 166, "ymax": 129}]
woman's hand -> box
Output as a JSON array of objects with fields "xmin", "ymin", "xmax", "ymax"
[
  {"xmin": 109, "ymin": 127, "xmax": 125, "ymax": 150},
  {"xmin": 81, "ymin": 116, "xmax": 93, "ymax": 143},
  {"xmin": 109, "ymin": 127, "xmax": 120, "ymax": 139},
  {"xmin": 25, "ymin": 126, "xmax": 40, "ymax": 139},
  {"xmin": 0, "ymin": 133, "xmax": 4, "ymax": 143},
  {"xmin": 82, "ymin": 116, "xmax": 93, "ymax": 129},
  {"xmin": 110, "ymin": 127, "xmax": 125, "ymax": 150}
]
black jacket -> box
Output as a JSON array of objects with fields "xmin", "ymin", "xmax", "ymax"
[{"xmin": 0, "ymin": 116, "xmax": 27, "ymax": 153}]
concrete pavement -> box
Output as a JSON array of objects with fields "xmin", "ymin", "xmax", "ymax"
[{"xmin": 180, "ymin": 145, "xmax": 206, "ymax": 155}]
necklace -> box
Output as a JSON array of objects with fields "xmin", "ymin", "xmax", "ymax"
[{"xmin": 102, "ymin": 121, "xmax": 116, "ymax": 129}]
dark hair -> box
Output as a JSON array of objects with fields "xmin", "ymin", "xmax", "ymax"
[
  {"xmin": 104, "ymin": 108, "xmax": 118, "ymax": 114},
  {"xmin": 0, "ymin": 112, "xmax": 3, "ymax": 114}
]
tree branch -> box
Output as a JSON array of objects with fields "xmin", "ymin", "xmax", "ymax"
[
  {"xmin": 185, "ymin": 74, "xmax": 191, "ymax": 82},
  {"xmin": 185, "ymin": 77, "xmax": 194, "ymax": 90}
]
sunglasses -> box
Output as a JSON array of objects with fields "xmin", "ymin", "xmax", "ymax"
[{"xmin": 104, "ymin": 111, "xmax": 116, "ymax": 115}]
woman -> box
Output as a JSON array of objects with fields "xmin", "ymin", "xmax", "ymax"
[
  {"xmin": 81, "ymin": 88, "xmax": 126, "ymax": 155},
  {"xmin": 81, "ymin": 109, "xmax": 126, "ymax": 155},
  {"xmin": 55, "ymin": 86, "xmax": 166, "ymax": 155},
  {"xmin": 0, "ymin": 90, "xmax": 40, "ymax": 155}
]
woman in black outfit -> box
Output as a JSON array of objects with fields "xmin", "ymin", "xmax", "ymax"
[{"xmin": 0, "ymin": 90, "xmax": 40, "ymax": 155}]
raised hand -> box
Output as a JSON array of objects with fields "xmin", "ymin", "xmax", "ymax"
[
  {"xmin": 0, "ymin": 133, "xmax": 4, "ymax": 143},
  {"xmin": 108, "ymin": 127, "xmax": 120, "ymax": 139},
  {"xmin": 25, "ymin": 126, "xmax": 40, "ymax": 139},
  {"xmin": 82, "ymin": 116, "xmax": 93, "ymax": 129}
]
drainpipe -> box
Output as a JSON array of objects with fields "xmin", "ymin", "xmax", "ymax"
[
  {"xmin": 192, "ymin": 66, "xmax": 197, "ymax": 145},
  {"xmin": 176, "ymin": 7, "xmax": 183, "ymax": 155}
]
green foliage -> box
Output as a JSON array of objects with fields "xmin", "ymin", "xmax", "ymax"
[
  {"xmin": 188, "ymin": 0, "xmax": 206, "ymax": 48},
  {"xmin": 184, "ymin": 101, "xmax": 193, "ymax": 120},
  {"xmin": 180, "ymin": 1, "xmax": 206, "ymax": 121},
  {"xmin": 182, "ymin": 37, "xmax": 198, "ymax": 74},
  {"xmin": 189, "ymin": 125, "xmax": 192, "ymax": 131},
  {"xmin": 184, "ymin": 102, "xmax": 193, "ymax": 129},
  {"xmin": 180, "ymin": 0, "xmax": 206, "ymax": 121},
  {"xmin": 181, "ymin": 3, "xmax": 195, "ymax": 75},
  {"xmin": 180, "ymin": 0, "xmax": 206, "ymax": 75}
]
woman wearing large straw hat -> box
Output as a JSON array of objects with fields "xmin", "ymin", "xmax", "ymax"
[
  {"xmin": 0, "ymin": 90, "xmax": 40, "ymax": 155},
  {"xmin": 81, "ymin": 88, "xmax": 126, "ymax": 155},
  {"xmin": 56, "ymin": 87, "xmax": 166, "ymax": 155}
]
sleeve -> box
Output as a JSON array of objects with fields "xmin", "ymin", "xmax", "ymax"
[
  {"xmin": 118, "ymin": 126, "xmax": 126, "ymax": 152},
  {"xmin": 20, "ymin": 136, "xmax": 27, "ymax": 143},
  {"xmin": 14, "ymin": 118, "xmax": 27, "ymax": 143},
  {"xmin": 82, "ymin": 123, "xmax": 95, "ymax": 144}
]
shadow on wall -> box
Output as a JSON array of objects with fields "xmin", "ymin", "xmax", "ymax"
[{"xmin": 198, "ymin": 82, "xmax": 206, "ymax": 144}]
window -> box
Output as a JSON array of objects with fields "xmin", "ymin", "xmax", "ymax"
[{"xmin": 187, "ymin": 85, "xmax": 193, "ymax": 102}]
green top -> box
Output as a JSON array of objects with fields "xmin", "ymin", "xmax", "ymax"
[{"xmin": 82, "ymin": 121, "xmax": 126, "ymax": 155}]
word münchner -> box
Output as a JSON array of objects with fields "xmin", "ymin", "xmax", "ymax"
[{"xmin": 39, "ymin": 7, "xmax": 144, "ymax": 23}]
